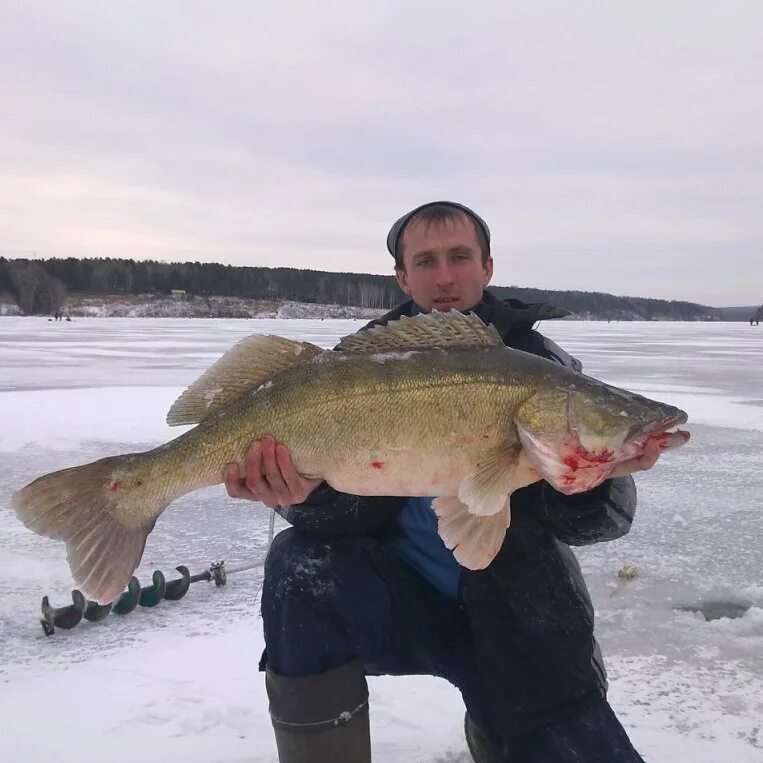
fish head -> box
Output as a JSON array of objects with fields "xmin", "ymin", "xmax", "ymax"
[{"xmin": 515, "ymin": 379, "xmax": 689, "ymax": 494}]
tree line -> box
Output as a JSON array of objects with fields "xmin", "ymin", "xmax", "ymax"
[
  {"xmin": 489, "ymin": 285, "xmax": 712, "ymax": 321},
  {"xmin": 0, "ymin": 257, "xmax": 404, "ymax": 314},
  {"xmin": 0, "ymin": 256, "xmax": 713, "ymax": 320}
]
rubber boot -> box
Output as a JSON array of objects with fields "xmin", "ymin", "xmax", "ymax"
[{"xmin": 266, "ymin": 659, "xmax": 371, "ymax": 763}]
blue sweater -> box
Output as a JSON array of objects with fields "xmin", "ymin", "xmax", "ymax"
[{"xmin": 388, "ymin": 497, "xmax": 461, "ymax": 600}]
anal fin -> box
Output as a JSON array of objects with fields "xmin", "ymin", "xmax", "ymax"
[{"xmin": 433, "ymin": 496, "xmax": 510, "ymax": 570}]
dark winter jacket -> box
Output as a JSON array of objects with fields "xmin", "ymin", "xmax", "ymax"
[{"xmin": 277, "ymin": 290, "xmax": 637, "ymax": 731}]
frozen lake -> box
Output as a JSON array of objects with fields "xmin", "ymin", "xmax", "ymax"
[{"xmin": 0, "ymin": 317, "xmax": 761, "ymax": 762}]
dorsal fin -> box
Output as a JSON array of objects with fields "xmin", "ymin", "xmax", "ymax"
[
  {"xmin": 167, "ymin": 335, "xmax": 323, "ymax": 426},
  {"xmin": 336, "ymin": 310, "xmax": 503, "ymax": 353}
]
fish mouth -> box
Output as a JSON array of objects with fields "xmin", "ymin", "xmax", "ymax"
[
  {"xmin": 637, "ymin": 410, "xmax": 688, "ymax": 437},
  {"xmin": 621, "ymin": 410, "xmax": 690, "ymax": 460},
  {"xmin": 626, "ymin": 421, "xmax": 691, "ymax": 456}
]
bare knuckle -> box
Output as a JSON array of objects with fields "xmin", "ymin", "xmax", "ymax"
[{"xmin": 245, "ymin": 475, "xmax": 262, "ymax": 491}]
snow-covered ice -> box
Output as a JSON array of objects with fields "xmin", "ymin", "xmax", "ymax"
[{"xmin": 0, "ymin": 317, "xmax": 761, "ymax": 762}]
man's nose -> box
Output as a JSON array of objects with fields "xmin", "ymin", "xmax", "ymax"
[{"xmin": 435, "ymin": 263, "xmax": 455, "ymax": 286}]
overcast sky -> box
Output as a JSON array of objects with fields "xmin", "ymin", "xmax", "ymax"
[{"xmin": 2, "ymin": 2, "xmax": 761, "ymax": 306}]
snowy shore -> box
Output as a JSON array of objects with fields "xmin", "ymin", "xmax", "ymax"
[{"xmin": 0, "ymin": 293, "xmax": 387, "ymax": 320}]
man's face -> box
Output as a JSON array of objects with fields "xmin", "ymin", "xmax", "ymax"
[{"xmin": 395, "ymin": 214, "xmax": 493, "ymax": 313}]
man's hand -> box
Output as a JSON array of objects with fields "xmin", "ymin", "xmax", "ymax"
[
  {"xmin": 609, "ymin": 439, "xmax": 661, "ymax": 479},
  {"xmin": 224, "ymin": 435, "xmax": 323, "ymax": 508}
]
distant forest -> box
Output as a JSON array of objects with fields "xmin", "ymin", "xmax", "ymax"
[{"xmin": 0, "ymin": 256, "xmax": 722, "ymax": 320}]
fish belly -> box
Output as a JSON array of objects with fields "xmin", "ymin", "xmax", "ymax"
[{"xmin": 316, "ymin": 445, "xmax": 490, "ymax": 498}]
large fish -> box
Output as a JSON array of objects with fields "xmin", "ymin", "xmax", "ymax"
[{"xmin": 12, "ymin": 311, "xmax": 689, "ymax": 603}]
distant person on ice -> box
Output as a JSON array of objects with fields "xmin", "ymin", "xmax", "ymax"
[{"xmin": 225, "ymin": 202, "xmax": 663, "ymax": 762}]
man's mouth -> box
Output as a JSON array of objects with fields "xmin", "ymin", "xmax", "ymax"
[{"xmin": 433, "ymin": 297, "xmax": 460, "ymax": 307}]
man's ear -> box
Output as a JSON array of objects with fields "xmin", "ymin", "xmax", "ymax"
[
  {"xmin": 482, "ymin": 256, "xmax": 494, "ymax": 286},
  {"xmin": 395, "ymin": 265, "xmax": 412, "ymax": 296}
]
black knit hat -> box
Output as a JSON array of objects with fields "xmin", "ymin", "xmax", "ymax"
[{"xmin": 386, "ymin": 201, "xmax": 491, "ymax": 259}]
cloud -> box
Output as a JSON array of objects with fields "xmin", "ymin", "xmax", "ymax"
[{"xmin": 1, "ymin": 1, "xmax": 761, "ymax": 305}]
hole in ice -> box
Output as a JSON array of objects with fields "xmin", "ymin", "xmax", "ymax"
[{"xmin": 673, "ymin": 600, "xmax": 751, "ymax": 621}]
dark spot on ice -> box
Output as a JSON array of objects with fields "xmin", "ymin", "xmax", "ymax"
[{"xmin": 674, "ymin": 599, "xmax": 751, "ymax": 621}]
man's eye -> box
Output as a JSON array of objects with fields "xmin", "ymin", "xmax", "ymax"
[{"xmin": 416, "ymin": 259, "xmax": 433, "ymax": 267}]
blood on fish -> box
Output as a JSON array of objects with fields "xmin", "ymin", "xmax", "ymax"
[
  {"xmin": 564, "ymin": 447, "xmax": 614, "ymax": 471},
  {"xmin": 564, "ymin": 455, "xmax": 580, "ymax": 470},
  {"xmin": 371, "ymin": 461, "xmax": 384, "ymax": 470},
  {"xmin": 576, "ymin": 446, "xmax": 613, "ymax": 464},
  {"xmin": 108, "ymin": 481, "xmax": 122, "ymax": 492}
]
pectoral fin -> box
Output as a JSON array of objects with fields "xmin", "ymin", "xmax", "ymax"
[
  {"xmin": 433, "ymin": 496, "xmax": 510, "ymax": 570},
  {"xmin": 458, "ymin": 445, "xmax": 540, "ymax": 516}
]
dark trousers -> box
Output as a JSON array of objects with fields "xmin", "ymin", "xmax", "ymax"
[{"xmin": 261, "ymin": 528, "xmax": 645, "ymax": 763}]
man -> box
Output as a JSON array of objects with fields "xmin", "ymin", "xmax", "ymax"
[{"xmin": 225, "ymin": 202, "xmax": 660, "ymax": 762}]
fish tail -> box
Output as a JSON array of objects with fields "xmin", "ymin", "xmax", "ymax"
[{"xmin": 11, "ymin": 454, "xmax": 163, "ymax": 605}]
